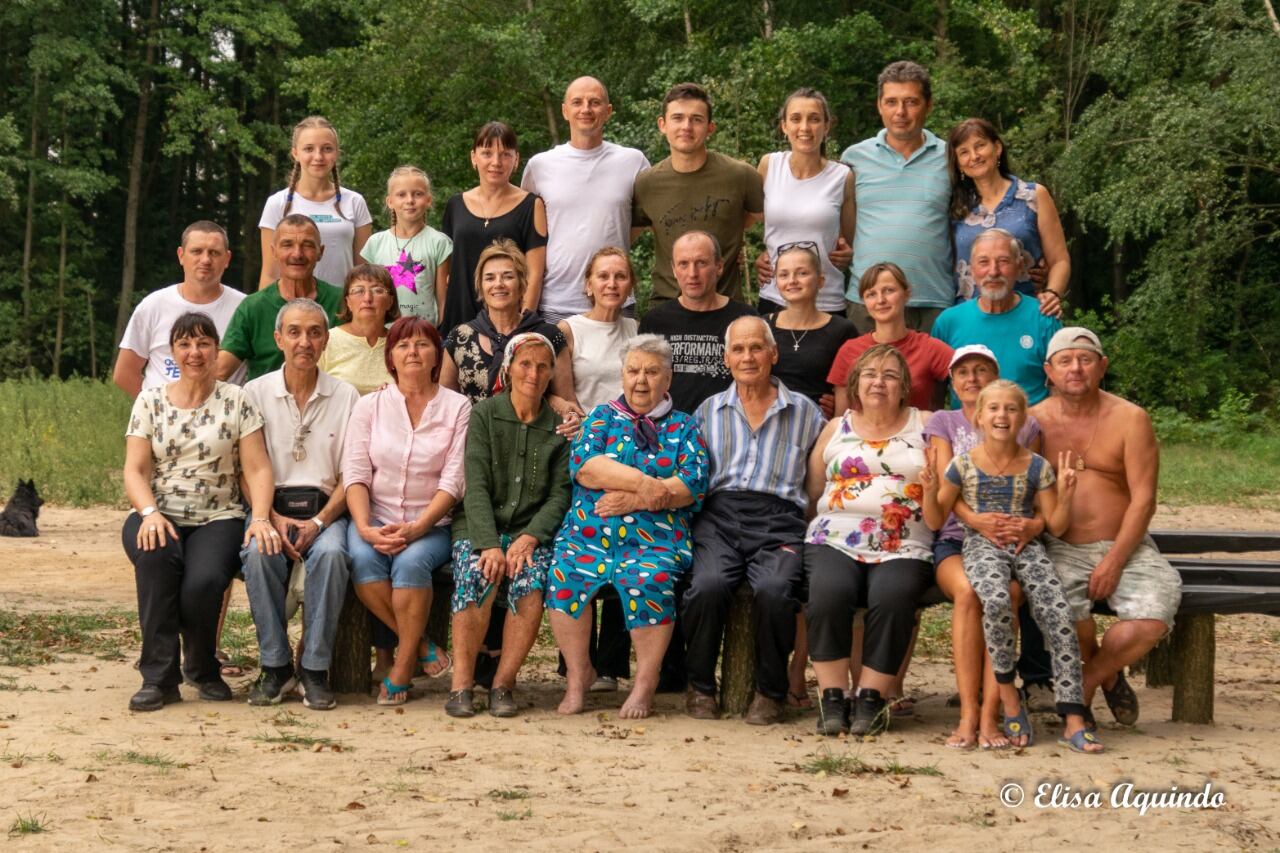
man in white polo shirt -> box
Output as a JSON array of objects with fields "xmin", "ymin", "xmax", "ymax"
[
  {"xmin": 240, "ymin": 298, "xmax": 359, "ymax": 710},
  {"xmin": 114, "ymin": 220, "xmax": 246, "ymax": 395},
  {"xmin": 521, "ymin": 76, "xmax": 649, "ymax": 323}
]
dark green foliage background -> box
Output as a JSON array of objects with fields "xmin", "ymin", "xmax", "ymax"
[{"xmin": 1, "ymin": 0, "xmax": 1278, "ymax": 417}]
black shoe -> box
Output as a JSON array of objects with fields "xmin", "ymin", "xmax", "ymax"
[
  {"xmin": 816, "ymin": 688, "xmax": 850, "ymax": 736},
  {"xmin": 445, "ymin": 688, "xmax": 476, "ymax": 718},
  {"xmin": 128, "ymin": 684, "xmax": 181, "ymax": 712},
  {"xmin": 298, "ymin": 668, "xmax": 335, "ymax": 710},
  {"xmin": 849, "ymin": 688, "xmax": 888, "ymax": 736},
  {"xmin": 489, "ymin": 687, "xmax": 518, "ymax": 718},
  {"xmin": 248, "ymin": 667, "xmax": 295, "ymax": 706},
  {"xmin": 197, "ymin": 677, "xmax": 234, "ymax": 702}
]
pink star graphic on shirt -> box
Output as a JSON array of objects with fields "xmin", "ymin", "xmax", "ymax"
[{"xmin": 387, "ymin": 250, "xmax": 425, "ymax": 294}]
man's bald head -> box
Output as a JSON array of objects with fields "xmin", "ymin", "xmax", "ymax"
[
  {"xmin": 564, "ymin": 76, "xmax": 609, "ymax": 104},
  {"xmin": 562, "ymin": 76, "xmax": 613, "ymax": 142}
]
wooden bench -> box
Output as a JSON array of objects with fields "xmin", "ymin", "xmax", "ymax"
[{"xmin": 720, "ymin": 529, "xmax": 1280, "ymax": 720}]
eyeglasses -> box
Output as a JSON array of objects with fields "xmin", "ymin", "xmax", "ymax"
[
  {"xmin": 292, "ymin": 424, "xmax": 311, "ymax": 462},
  {"xmin": 349, "ymin": 286, "xmax": 390, "ymax": 298},
  {"xmin": 858, "ymin": 369, "xmax": 903, "ymax": 383},
  {"xmin": 775, "ymin": 240, "xmax": 818, "ymax": 262}
]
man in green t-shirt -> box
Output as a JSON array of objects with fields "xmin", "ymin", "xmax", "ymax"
[
  {"xmin": 217, "ymin": 214, "xmax": 344, "ymax": 381},
  {"xmin": 632, "ymin": 82, "xmax": 764, "ymax": 304}
]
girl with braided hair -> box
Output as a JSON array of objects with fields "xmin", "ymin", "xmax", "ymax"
[{"xmin": 258, "ymin": 115, "xmax": 373, "ymax": 291}]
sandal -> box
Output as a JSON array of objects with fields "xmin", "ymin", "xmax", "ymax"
[
  {"xmin": 417, "ymin": 642, "xmax": 452, "ymax": 679},
  {"xmin": 787, "ymin": 688, "xmax": 813, "ymax": 710},
  {"xmin": 1058, "ymin": 728, "xmax": 1105, "ymax": 754},
  {"xmin": 888, "ymin": 696, "xmax": 915, "ymax": 719},
  {"xmin": 1002, "ymin": 708, "xmax": 1034, "ymax": 747},
  {"xmin": 216, "ymin": 649, "xmax": 245, "ymax": 678},
  {"xmin": 1101, "ymin": 670, "xmax": 1139, "ymax": 726},
  {"xmin": 377, "ymin": 677, "xmax": 410, "ymax": 707}
]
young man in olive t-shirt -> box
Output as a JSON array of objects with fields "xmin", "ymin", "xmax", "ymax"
[{"xmin": 632, "ymin": 82, "xmax": 764, "ymax": 305}]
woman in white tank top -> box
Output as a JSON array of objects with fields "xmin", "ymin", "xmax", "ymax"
[
  {"xmin": 557, "ymin": 247, "xmax": 639, "ymax": 415},
  {"xmin": 756, "ymin": 88, "xmax": 855, "ymax": 314}
]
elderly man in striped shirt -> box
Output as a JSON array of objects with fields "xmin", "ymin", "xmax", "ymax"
[{"xmin": 683, "ymin": 316, "xmax": 827, "ymax": 725}]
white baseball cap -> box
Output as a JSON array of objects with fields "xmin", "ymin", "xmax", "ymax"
[{"xmin": 948, "ymin": 344, "xmax": 1000, "ymax": 372}]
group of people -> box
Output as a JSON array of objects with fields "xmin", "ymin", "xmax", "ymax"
[{"xmin": 113, "ymin": 61, "xmax": 1182, "ymax": 755}]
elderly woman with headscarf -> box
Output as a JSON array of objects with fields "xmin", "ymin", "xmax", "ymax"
[
  {"xmin": 444, "ymin": 333, "xmax": 573, "ymax": 718},
  {"xmin": 547, "ymin": 334, "xmax": 709, "ymax": 720}
]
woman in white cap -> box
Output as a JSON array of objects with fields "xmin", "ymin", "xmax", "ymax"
[{"xmin": 922, "ymin": 344, "xmax": 1042, "ymax": 749}]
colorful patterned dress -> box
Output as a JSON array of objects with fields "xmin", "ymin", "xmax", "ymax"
[
  {"xmin": 806, "ymin": 408, "xmax": 933, "ymax": 564},
  {"xmin": 547, "ymin": 403, "xmax": 709, "ymax": 629}
]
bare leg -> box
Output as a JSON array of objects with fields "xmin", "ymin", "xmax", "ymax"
[
  {"xmin": 937, "ymin": 556, "xmax": 980, "ymax": 747},
  {"xmin": 550, "ymin": 609, "xmax": 595, "ymax": 714},
  {"xmin": 621, "ymin": 623, "xmax": 675, "ymax": 719},
  {"xmin": 855, "ymin": 665, "xmax": 897, "ymax": 697},
  {"xmin": 450, "ymin": 596, "xmax": 496, "ymax": 691},
  {"xmin": 813, "ymin": 659, "xmax": 850, "ymax": 693},
  {"xmin": 997, "ymin": 681, "xmax": 1027, "ymax": 747},
  {"xmin": 1081, "ymin": 618, "xmax": 1166, "ymax": 704},
  {"xmin": 387, "ymin": 589, "xmax": 431, "ymax": 694},
  {"xmin": 492, "ymin": 593, "xmax": 544, "ymax": 690}
]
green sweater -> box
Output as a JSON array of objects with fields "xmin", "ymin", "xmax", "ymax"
[
  {"xmin": 451, "ymin": 392, "xmax": 572, "ymax": 549},
  {"xmin": 221, "ymin": 281, "xmax": 343, "ymax": 380}
]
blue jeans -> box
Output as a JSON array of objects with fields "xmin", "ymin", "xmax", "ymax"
[
  {"xmin": 348, "ymin": 520, "xmax": 450, "ymax": 589},
  {"xmin": 241, "ymin": 518, "xmax": 350, "ymax": 671}
]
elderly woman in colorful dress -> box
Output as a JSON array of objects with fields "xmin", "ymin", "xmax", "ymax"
[
  {"xmin": 548, "ymin": 334, "xmax": 709, "ymax": 719},
  {"xmin": 444, "ymin": 333, "xmax": 573, "ymax": 719}
]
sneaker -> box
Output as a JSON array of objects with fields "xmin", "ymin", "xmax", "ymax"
[
  {"xmin": 298, "ymin": 668, "xmax": 336, "ymax": 711},
  {"xmin": 590, "ymin": 676, "xmax": 619, "ymax": 693},
  {"xmin": 128, "ymin": 684, "xmax": 181, "ymax": 712},
  {"xmin": 1021, "ymin": 681, "xmax": 1057, "ymax": 714},
  {"xmin": 816, "ymin": 688, "xmax": 850, "ymax": 736},
  {"xmin": 248, "ymin": 666, "xmax": 297, "ymax": 706},
  {"xmin": 196, "ymin": 677, "xmax": 234, "ymax": 702},
  {"xmin": 445, "ymin": 688, "xmax": 476, "ymax": 718},
  {"xmin": 849, "ymin": 688, "xmax": 888, "ymax": 736},
  {"xmin": 489, "ymin": 687, "xmax": 518, "ymax": 718}
]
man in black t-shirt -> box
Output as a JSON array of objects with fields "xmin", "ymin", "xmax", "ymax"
[{"xmin": 639, "ymin": 231, "xmax": 757, "ymax": 414}]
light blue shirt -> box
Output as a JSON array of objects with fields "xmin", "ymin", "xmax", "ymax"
[
  {"xmin": 694, "ymin": 379, "xmax": 826, "ymax": 511},
  {"xmin": 930, "ymin": 295, "xmax": 1062, "ymax": 404},
  {"xmin": 841, "ymin": 128, "xmax": 954, "ymax": 308}
]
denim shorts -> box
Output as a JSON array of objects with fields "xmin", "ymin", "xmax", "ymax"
[{"xmin": 347, "ymin": 520, "xmax": 451, "ymax": 589}]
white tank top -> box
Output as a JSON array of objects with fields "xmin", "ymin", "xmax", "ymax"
[
  {"xmin": 760, "ymin": 151, "xmax": 849, "ymax": 312},
  {"xmin": 563, "ymin": 313, "xmax": 639, "ymax": 412}
]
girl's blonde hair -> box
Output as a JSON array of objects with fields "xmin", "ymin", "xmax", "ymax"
[
  {"xmin": 974, "ymin": 379, "xmax": 1028, "ymax": 426},
  {"xmin": 475, "ymin": 238, "xmax": 529, "ymax": 301},
  {"xmin": 284, "ymin": 115, "xmax": 346, "ymax": 221},
  {"xmin": 385, "ymin": 165, "xmax": 433, "ymax": 229}
]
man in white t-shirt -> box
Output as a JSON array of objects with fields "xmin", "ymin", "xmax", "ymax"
[
  {"xmin": 520, "ymin": 76, "xmax": 649, "ymax": 323},
  {"xmin": 114, "ymin": 221, "xmax": 247, "ymax": 397}
]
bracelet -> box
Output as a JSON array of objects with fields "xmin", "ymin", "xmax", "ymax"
[
  {"xmin": 311, "ymin": 516, "xmax": 325, "ymax": 532},
  {"xmin": 140, "ymin": 505, "xmax": 157, "ymax": 518},
  {"xmin": 250, "ymin": 517, "xmax": 271, "ymax": 524}
]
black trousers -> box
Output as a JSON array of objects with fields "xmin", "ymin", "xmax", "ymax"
[
  {"xmin": 1017, "ymin": 603, "xmax": 1054, "ymax": 686},
  {"xmin": 122, "ymin": 514, "xmax": 243, "ymax": 688},
  {"xmin": 683, "ymin": 492, "xmax": 806, "ymax": 702},
  {"xmin": 803, "ymin": 543, "xmax": 933, "ymax": 675}
]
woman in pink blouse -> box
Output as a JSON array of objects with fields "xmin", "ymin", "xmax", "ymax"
[{"xmin": 343, "ymin": 316, "xmax": 471, "ymax": 705}]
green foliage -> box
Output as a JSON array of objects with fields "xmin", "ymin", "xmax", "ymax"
[{"xmin": 0, "ymin": 377, "xmax": 131, "ymax": 506}]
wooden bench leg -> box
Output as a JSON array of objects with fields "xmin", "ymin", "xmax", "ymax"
[
  {"xmin": 332, "ymin": 581, "xmax": 371, "ymax": 695},
  {"xmin": 1144, "ymin": 635, "xmax": 1175, "ymax": 688},
  {"xmin": 720, "ymin": 585, "xmax": 755, "ymax": 716},
  {"xmin": 1171, "ymin": 613, "xmax": 1214, "ymax": 724}
]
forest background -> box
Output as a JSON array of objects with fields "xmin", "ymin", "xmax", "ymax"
[{"xmin": 0, "ymin": 0, "xmax": 1278, "ymax": 426}]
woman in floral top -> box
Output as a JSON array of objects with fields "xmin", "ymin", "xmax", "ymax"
[{"xmin": 803, "ymin": 344, "xmax": 934, "ymax": 737}]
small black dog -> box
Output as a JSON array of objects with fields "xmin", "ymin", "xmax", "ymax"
[{"xmin": 0, "ymin": 479, "xmax": 43, "ymax": 537}]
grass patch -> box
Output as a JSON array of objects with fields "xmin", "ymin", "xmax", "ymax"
[
  {"xmin": 8, "ymin": 813, "xmax": 50, "ymax": 836},
  {"xmin": 252, "ymin": 731, "xmax": 340, "ymax": 749},
  {"xmin": 487, "ymin": 788, "xmax": 530, "ymax": 801},
  {"xmin": 0, "ymin": 609, "xmax": 138, "ymax": 666},
  {"xmin": 96, "ymin": 749, "xmax": 178, "ymax": 771},
  {"xmin": 915, "ymin": 604, "xmax": 952, "ymax": 660},
  {"xmin": 0, "ymin": 377, "xmax": 132, "ymax": 506},
  {"xmin": 497, "ymin": 808, "xmax": 532, "ymax": 821},
  {"xmin": 268, "ymin": 710, "xmax": 316, "ymax": 729},
  {"xmin": 218, "ymin": 608, "xmax": 258, "ymax": 671},
  {"xmin": 800, "ymin": 749, "xmax": 942, "ymax": 778},
  {"xmin": 1160, "ymin": 435, "xmax": 1280, "ymax": 508}
]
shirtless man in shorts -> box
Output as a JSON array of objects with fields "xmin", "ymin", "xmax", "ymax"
[{"xmin": 1032, "ymin": 327, "xmax": 1182, "ymax": 726}]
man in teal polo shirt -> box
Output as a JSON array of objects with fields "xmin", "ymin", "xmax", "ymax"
[
  {"xmin": 842, "ymin": 61, "xmax": 953, "ymax": 334},
  {"xmin": 217, "ymin": 214, "xmax": 344, "ymax": 381}
]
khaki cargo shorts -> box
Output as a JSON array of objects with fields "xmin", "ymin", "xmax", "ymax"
[{"xmin": 1045, "ymin": 534, "xmax": 1182, "ymax": 631}]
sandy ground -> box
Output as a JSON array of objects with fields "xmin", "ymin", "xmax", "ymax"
[{"xmin": 0, "ymin": 505, "xmax": 1277, "ymax": 851}]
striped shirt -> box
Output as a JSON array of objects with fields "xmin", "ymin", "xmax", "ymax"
[
  {"xmin": 695, "ymin": 379, "xmax": 826, "ymax": 511},
  {"xmin": 841, "ymin": 128, "xmax": 954, "ymax": 309}
]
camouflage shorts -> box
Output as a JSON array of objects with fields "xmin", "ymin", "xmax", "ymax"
[{"xmin": 1045, "ymin": 534, "xmax": 1182, "ymax": 631}]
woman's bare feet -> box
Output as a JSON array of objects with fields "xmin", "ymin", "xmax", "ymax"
[
  {"xmin": 946, "ymin": 715, "xmax": 979, "ymax": 749},
  {"xmin": 979, "ymin": 719, "xmax": 1010, "ymax": 750},
  {"xmin": 558, "ymin": 665, "xmax": 596, "ymax": 715},
  {"xmin": 619, "ymin": 671, "xmax": 659, "ymax": 719}
]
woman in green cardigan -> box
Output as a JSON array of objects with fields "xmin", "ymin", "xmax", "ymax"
[{"xmin": 445, "ymin": 332, "xmax": 572, "ymax": 718}]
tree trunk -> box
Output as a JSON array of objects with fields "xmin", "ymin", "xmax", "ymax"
[
  {"xmin": 21, "ymin": 69, "xmax": 43, "ymax": 369},
  {"xmin": 1144, "ymin": 635, "xmax": 1174, "ymax": 688},
  {"xmin": 762, "ymin": 0, "xmax": 773, "ymax": 39},
  {"xmin": 85, "ymin": 285, "xmax": 98, "ymax": 377},
  {"xmin": 113, "ymin": 0, "xmax": 161, "ymax": 347},
  {"xmin": 719, "ymin": 585, "xmax": 755, "ymax": 715},
  {"xmin": 1110, "ymin": 238, "xmax": 1126, "ymax": 303},
  {"xmin": 683, "ymin": 3, "xmax": 693, "ymax": 41},
  {"xmin": 1171, "ymin": 613, "xmax": 1214, "ymax": 724},
  {"xmin": 54, "ymin": 193, "xmax": 68, "ymax": 378},
  {"xmin": 332, "ymin": 582, "xmax": 372, "ymax": 695}
]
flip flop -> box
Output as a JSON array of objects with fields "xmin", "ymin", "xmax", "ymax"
[
  {"xmin": 377, "ymin": 677, "xmax": 411, "ymax": 706},
  {"xmin": 417, "ymin": 641, "xmax": 452, "ymax": 679},
  {"xmin": 1002, "ymin": 708, "xmax": 1034, "ymax": 747},
  {"xmin": 889, "ymin": 696, "xmax": 915, "ymax": 718},
  {"xmin": 216, "ymin": 649, "xmax": 245, "ymax": 678},
  {"xmin": 1058, "ymin": 729, "xmax": 1105, "ymax": 754},
  {"xmin": 787, "ymin": 689, "xmax": 813, "ymax": 709},
  {"xmin": 1102, "ymin": 671, "xmax": 1139, "ymax": 726}
]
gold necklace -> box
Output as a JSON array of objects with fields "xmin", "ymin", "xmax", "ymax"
[
  {"xmin": 979, "ymin": 445, "xmax": 1019, "ymax": 478},
  {"xmin": 1060, "ymin": 404, "xmax": 1102, "ymax": 471}
]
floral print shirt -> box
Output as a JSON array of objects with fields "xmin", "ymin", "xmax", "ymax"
[
  {"xmin": 806, "ymin": 408, "xmax": 933, "ymax": 564},
  {"xmin": 953, "ymin": 177, "xmax": 1042, "ymax": 300}
]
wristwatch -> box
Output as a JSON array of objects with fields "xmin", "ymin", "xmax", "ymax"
[
  {"xmin": 311, "ymin": 517, "xmax": 325, "ymax": 532},
  {"xmin": 140, "ymin": 506, "xmax": 157, "ymax": 518}
]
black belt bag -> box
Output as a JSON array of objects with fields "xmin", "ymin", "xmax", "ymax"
[{"xmin": 272, "ymin": 487, "xmax": 327, "ymax": 520}]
